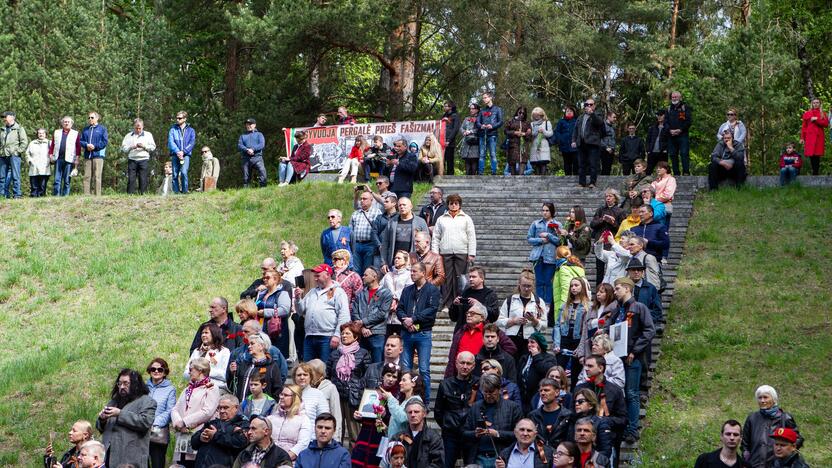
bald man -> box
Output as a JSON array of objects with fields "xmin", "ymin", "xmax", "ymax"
[{"xmin": 435, "ymin": 351, "xmax": 477, "ymax": 468}]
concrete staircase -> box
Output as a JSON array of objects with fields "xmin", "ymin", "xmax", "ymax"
[{"xmin": 419, "ymin": 175, "xmax": 705, "ymax": 464}]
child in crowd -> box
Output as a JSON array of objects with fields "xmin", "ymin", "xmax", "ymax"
[
  {"xmin": 240, "ymin": 373, "xmax": 276, "ymax": 417},
  {"xmin": 779, "ymin": 142, "xmax": 803, "ymax": 186},
  {"xmin": 158, "ymin": 160, "xmax": 173, "ymax": 196}
]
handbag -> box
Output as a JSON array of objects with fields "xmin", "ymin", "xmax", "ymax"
[{"xmin": 149, "ymin": 425, "xmax": 170, "ymax": 445}]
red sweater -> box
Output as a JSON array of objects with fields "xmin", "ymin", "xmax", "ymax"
[
  {"xmin": 349, "ymin": 146, "xmax": 364, "ymax": 162},
  {"xmin": 457, "ymin": 322, "xmax": 484, "ymax": 356},
  {"xmin": 780, "ymin": 152, "xmax": 802, "ymax": 169}
]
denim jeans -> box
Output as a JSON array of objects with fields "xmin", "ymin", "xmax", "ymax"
[
  {"xmin": 401, "ymin": 330, "xmax": 433, "ymax": 402},
  {"xmin": 279, "ymin": 161, "xmax": 295, "ymax": 183},
  {"xmin": 353, "ymin": 241, "xmax": 375, "ymax": 276},
  {"xmin": 668, "ymin": 134, "xmax": 690, "ymax": 175},
  {"xmin": 361, "ymin": 334, "xmax": 386, "ymax": 363},
  {"xmin": 478, "ymin": 134, "xmax": 498, "ymax": 175},
  {"xmin": 780, "ymin": 166, "xmax": 798, "ymax": 186},
  {"xmin": 241, "ymin": 154, "xmax": 267, "ymax": 187},
  {"xmin": 624, "ymin": 358, "xmax": 642, "ymax": 436},
  {"xmin": 534, "ymin": 261, "xmax": 556, "ymax": 307},
  {"xmin": 303, "ymin": 335, "xmax": 333, "ymax": 363},
  {"xmin": 475, "ymin": 454, "xmax": 497, "ymax": 468},
  {"xmin": 171, "ymin": 155, "xmax": 190, "ymax": 193},
  {"xmin": 53, "ymin": 159, "xmax": 73, "ymax": 196},
  {"xmin": 0, "ymin": 155, "xmax": 22, "ymax": 198}
]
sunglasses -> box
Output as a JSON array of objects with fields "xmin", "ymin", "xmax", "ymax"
[
  {"xmin": 575, "ymin": 398, "xmax": 587, "ymax": 404},
  {"xmin": 726, "ymin": 113, "xmax": 735, "ymax": 116},
  {"xmin": 149, "ymin": 367, "xmax": 165, "ymax": 373},
  {"xmin": 327, "ymin": 215, "xmax": 337, "ymax": 219},
  {"xmin": 88, "ymin": 116, "xmax": 96, "ymax": 120}
]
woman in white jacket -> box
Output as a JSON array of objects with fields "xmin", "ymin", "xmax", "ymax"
[
  {"xmin": 529, "ymin": 107, "xmax": 554, "ymax": 175},
  {"xmin": 171, "ymin": 357, "xmax": 220, "ymax": 465},
  {"xmin": 379, "ymin": 250, "xmax": 413, "ymax": 336},
  {"xmin": 26, "ymin": 128, "xmax": 51, "ymax": 197},
  {"xmin": 496, "ymin": 269, "xmax": 547, "ymax": 356},
  {"xmin": 594, "ymin": 232, "xmax": 635, "ymax": 286},
  {"xmin": 183, "ymin": 323, "xmax": 231, "ymax": 394},
  {"xmin": 267, "ymin": 384, "xmax": 312, "ymax": 461}
]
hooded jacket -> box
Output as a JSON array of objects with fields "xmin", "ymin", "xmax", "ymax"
[
  {"xmin": 146, "ymin": 378, "xmax": 177, "ymax": 428},
  {"xmin": 294, "ymin": 439, "xmax": 352, "ymax": 468}
]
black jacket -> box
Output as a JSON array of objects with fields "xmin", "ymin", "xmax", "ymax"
[
  {"xmin": 563, "ymin": 414, "xmax": 614, "ymax": 458},
  {"xmin": 191, "ymin": 414, "xmax": 249, "ymax": 468},
  {"xmin": 634, "ymin": 278, "xmax": 663, "ymax": 323},
  {"xmin": 434, "ymin": 374, "xmax": 476, "ymax": 437},
  {"xmin": 391, "ymin": 426, "xmax": 445, "ymax": 468},
  {"xmin": 571, "ymin": 112, "xmax": 606, "ymax": 147},
  {"xmin": 190, "ymin": 318, "xmax": 244, "ymax": 354},
  {"xmin": 497, "ymin": 443, "xmax": 554, "ymax": 468},
  {"xmin": 419, "ymin": 202, "xmax": 447, "ymax": 228},
  {"xmin": 448, "ymin": 286, "xmax": 500, "ymax": 331},
  {"xmin": 574, "ymin": 380, "xmax": 628, "ymax": 433},
  {"xmin": 619, "ymin": 135, "xmax": 646, "ymax": 164},
  {"xmin": 228, "ymin": 356, "xmax": 283, "ymax": 401},
  {"xmin": 475, "ymin": 345, "xmax": 518, "ymax": 383},
  {"xmin": 233, "ymin": 442, "xmax": 292, "ymax": 468},
  {"xmin": 694, "ymin": 448, "xmax": 751, "ymax": 468},
  {"xmin": 326, "ymin": 346, "xmax": 372, "ymax": 407},
  {"xmin": 518, "ymin": 352, "xmax": 558, "ymax": 411},
  {"xmin": 772, "ymin": 451, "xmax": 810, "ymax": 468},
  {"xmin": 443, "ymin": 111, "xmax": 461, "ymax": 144},
  {"xmin": 463, "ymin": 398, "xmax": 523, "ymax": 463},
  {"xmin": 646, "ymin": 123, "xmax": 670, "ymax": 154},
  {"xmin": 529, "ymin": 405, "xmax": 573, "ymax": 448},
  {"xmin": 590, "ymin": 204, "xmax": 625, "ymax": 240},
  {"xmin": 390, "ymin": 152, "xmax": 419, "ymax": 195},
  {"xmin": 603, "ymin": 298, "xmax": 655, "ymax": 363},
  {"xmin": 396, "ymin": 281, "xmax": 441, "ymax": 331},
  {"xmin": 629, "ymin": 218, "xmax": 669, "ymax": 260},
  {"xmin": 742, "ymin": 409, "xmax": 802, "ymax": 467},
  {"xmin": 240, "ymin": 278, "xmax": 264, "ymax": 300},
  {"xmin": 667, "ymin": 101, "xmax": 693, "ymax": 134},
  {"xmin": 361, "ymin": 359, "xmax": 400, "ymax": 390}
]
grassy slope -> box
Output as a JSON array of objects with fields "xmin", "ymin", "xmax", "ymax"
[
  {"xmin": 0, "ymin": 182, "xmax": 426, "ymax": 466},
  {"xmin": 640, "ymin": 185, "xmax": 832, "ymax": 466}
]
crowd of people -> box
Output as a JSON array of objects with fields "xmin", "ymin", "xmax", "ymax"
[{"xmin": 43, "ymin": 165, "xmax": 809, "ymax": 467}]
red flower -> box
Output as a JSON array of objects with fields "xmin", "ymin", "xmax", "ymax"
[
  {"xmin": 574, "ymin": 220, "xmax": 582, "ymax": 229},
  {"xmin": 598, "ymin": 318, "xmax": 605, "ymax": 327},
  {"xmin": 547, "ymin": 222, "xmax": 557, "ymax": 230},
  {"xmin": 483, "ymin": 112, "xmax": 492, "ymax": 117}
]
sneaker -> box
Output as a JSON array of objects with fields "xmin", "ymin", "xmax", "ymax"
[
  {"xmin": 588, "ymin": 183, "xmax": 596, "ymax": 189},
  {"xmin": 278, "ymin": 182, "xmax": 289, "ymax": 187}
]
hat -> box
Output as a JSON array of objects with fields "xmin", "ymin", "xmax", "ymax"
[
  {"xmin": 528, "ymin": 332, "xmax": 549, "ymax": 353},
  {"xmin": 244, "ymin": 117, "xmax": 256, "ymax": 124},
  {"xmin": 614, "ymin": 277, "xmax": 635, "ymax": 288},
  {"xmin": 770, "ymin": 427, "xmax": 798, "ymax": 444},
  {"xmin": 655, "ymin": 109, "xmax": 666, "ymax": 116},
  {"xmin": 311, "ymin": 264, "xmax": 333, "ymax": 275},
  {"xmin": 625, "ymin": 258, "xmax": 645, "ymax": 270}
]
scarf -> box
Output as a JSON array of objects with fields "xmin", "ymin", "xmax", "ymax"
[
  {"xmin": 336, "ymin": 341, "xmax": 361, "ymax": 381},
  {"xmin": 185, "ymin": 376, "xmax": 211, "ymax": 411},
  {"xmin": 761, "ymin": 405, "xmax": 780, "ymax": 418}
]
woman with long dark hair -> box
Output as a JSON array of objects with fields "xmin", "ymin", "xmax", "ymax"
[
  {"xmin": 505, "ymin": 106, "xmax": 532, "ymax": 175},
  {"xmin": 561, "ymin": 206, "xmax": 592, "ymax": 262},
  {"xmin": 460, "ymin": 103, "xmax": 481, "ymax": 175},
  {"xmin": 183, "ymin": 323, "xmax": 230, "ymax": 393}
]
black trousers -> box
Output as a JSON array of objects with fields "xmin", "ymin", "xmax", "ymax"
[
  {"xmin": 708, "ymin": 160, "xmax": 746, "ymax": 190},
  {"xmin": 621, "ymin": 162, "xmax": 634, "ymax": 176},
  {"xmin": 647, "ymin": 152, "xmax": 667, "ymax": 174},
  {"xmin": 444, "ymin": 143, "xmax": 456, "ymax": 176},
  {"xmin": 149, "ymin": 441, "xmax": 167, "ymax": 468},
  {"xmin": 29, "ymin": 175, "xmax": 48, "ymax": 197},
  {"xmin": 127, "ymin": 159, "xmax": 149, "ymax": 194},
  {"xmin": 809, "ymin": 156, "xmax": 821, "ymax": 175},
  {"xmin": 562, "ymin": 151, "xmax": 578, "ymax": 176},
  {"xmin": 441, "ymin": 254, "xmax": 469, "ymax": 308},
  {"xmin": 464, "ymin": 159, "xmax": 479, "ymax": 175},
  {"xmin": 600, "ymin": 151, "xmax": 614, "ymax": 175},
  {"xmin": 577, "ymin": 145, "xmax": 600, "ymax": 186},
  {"xmin": 531, "ymin": 161, "xmax": 549, "ymax": 175}
]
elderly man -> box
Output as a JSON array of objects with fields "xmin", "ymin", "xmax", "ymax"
[
  {"xmin": 397, "ymin": 262, "xmax": 441, "ymax": 403},
  {"xmin": 391, "ymin": 400, "xmax": 444, "ymax": 468},
  {"xmin": 445, "ymin": 303, "xmax": 516, "ymax": 378},
  {"xmin": 50, "ymin": 116, "xmax": 81, "ymax": 196},
  {"xmin": 80, "ymin": 111, "xmax": 108, "ymax": 196},
  {"xmin": 350, "ymin": 191, "xmax": 382, "ymax": 274},
  {"xmin": 626, "ymin": 258, "xmax": 663, "ymax": 323},
  {"xmin": 432, "ymin": 193, "xmax": 477, "ymax": 310},
  {"xmin": 237, "ymin": 117, "xmax": 267, "ymax": 188},
  {"xmin": 192, "ymin": 394, "xmax": 249, "ymax": 467},
  {"xmin": 120, "ymin": 118, "xmax": 157, "ymax": 194},
  {"xmin": 436, "ymin": 351, "xmax": 477, "ymax": 468},
  {"xmin": 168, "ymin": 110, "xmax": 197, "ymax": 194},
  {"xmin": 240, "ymin": 257, "xmax": 278, "ymax": 300},
  {"xmin": 389, "ymin": 138, "xmax": 419, "ymax": 199},
  {"xmin": 351, "ymin": 266, "xmax": 393, "ymax": 363},
  {"xmin": 770, "ymin": 428, "xmax": 807, "ymax": 468},
  {"xmin": 694, "ymin": 419, "xmax": 748, "ymax": 468},
  {"xmin": 419, "ymin": 186, "xmax": 447, "ymax": 230},
  {"xmin": 190, "ymin": 297, "xmax": 245, "ymax": 353},
  {"xmin": 410, "ymin": 231, "xmax": 445, "ymax": 287},
  {"xmin": 321, "ymin": 209, "xmax": 352, "ymax": 267},
  {"xmin": 495, "ymin": 419, "xmax": 554, "ymax": 468},
  {"xmin": 381, "ymin": 197, "xmax": 429, "ymax": 272},
  {"xmin": 294, "ymin": 264, "xmax": 350, "ymax": 362},
  {"xmin": 96, "ymin": 369, "xmax": 157, "ymax": 468},
  {"xmin": 630, "ymin": 204, "xmax": 669, "ymax": 263},
  {"xmin": 667, "ymin": 90, "xmax": 693, "ymax": 176},
  {"xmin": 464, "ymin": 373, "xmax": 523, "ymax": 466},
  {"xmin": 449, "ymin": 266, "xmax": 500, "ymax": 331},
  {"xmin": 77, "ymin": 441, "xmax": 107, "ymax": 468},
  {"xmin": 0, "ymin": 111, "xmax": 28, "ymax": 199},
  {"xmin": 233, "ymin": 416, "xmax": 292, "ymax": 468},
  {"xmin": 372, "ymin": 191, "xmax": 398, "ymax": 267}
]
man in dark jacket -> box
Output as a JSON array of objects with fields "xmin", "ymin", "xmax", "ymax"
[
  {"xmin": 667, "ymin": 91, "xmax": 693, "ymax": 175},
  {"xmin": 618, "ymin": 123, "xmax": 646, "ymax": 176},
  {"xmin": 80, "ymin": 111, "xmax": 108, "ymax": 196},
  {"xmin": 631, "ymin": 204, "xmax": 670, "ymax": 262},
  {"xmin": 190, "ymin": 297, "xmax": 244, "ymax": 353},
  {"xmin": 435, "ymin": 351, "xmax": 477, "ymax": 468},
  {"xmin": 191, "ymin": 395, "xmax": 249, "ymax": 467},
  {"xmin": 449, "ymin": 266, "xmax": 500, "ymax": 331},
  {"xmin": 294, "ymin": 413, "xmax": 351, "ymax": 468},
  {"xmin": 391, "ymin": 400, "xmax": 445, "ymax": 468},
  {"xmin": 419, "ymin": 186, "xmax": 448, "ymax": 230},
  {"xmin": 237, "ymin": 117, "xmax": 267, "ymax": 187},
  {"xmin": 234, "ymin": 415, "xmax": 292, "ymax": 468},
  {"xmin": 574, "ymin": 417, "xmax": 613, "ymax": 468},
  {"xmin": 770, "ymin": 428, "xmax": 809, "ymax": 468},
  {"xmin": 442, "ymin": 102, "xmax": 461, "ymax": 175},
  {"xmin": 476, "ymin": 91, "xmax": 503, "ymax": 175},
  {"xmin": 474, "ymin": 323, "xmax": 519, "ymax": 383},
  {"xmin": 646, "ymin": 110, "xmax": 670, "ymax": 174},
  {"xmin": 380, "ymin": 197, "xmax": 429, "ymax": 271},
  {"xmin": 529, "ymin": 378, "xmax": 572, "ymax": 448},
  {"xmin": 240, "ymin": 257, "xmax": 277, "ymax": 299},
  {"xmin": 626, "ymin": 258, "xmax": 663, "ymax": 323},
  {"xmin": 361, "ymin": 334, "xmax": 403, "ymax": 388},
  {"xmin": 351, "ymin": 267, "xmax": 393, "ymax": 363},
  {"xmin": 96, "ymin": 369, "xmax": 157, "ymax": 468},
  {"xmin": 389, "ymin": 139, "xmax": 419, "ymax": 199},
  {"xmin": 694, "ymin": 419, "xmax": 749, "ymax": 468},
  {"xmin": 606, "ymin": 279, "xmax": 655, "ymax": 444},
  {"xmin": 574, "ymin": 356, "xmax": 627, "ymax": 440},
  {"xmin": 495, "ymin": 419, "xmax": 554, "ymax": 468},
  {"xmin": 571, "ymin": 98, "xmax": 606, "ymax": 188},
  {"xmin": 396, "ymin": 262, "xmax": 441, "ymax": 402},
  {"xmin": 464, "ymin": 373, "xmax": 523, "ymax": 465}
]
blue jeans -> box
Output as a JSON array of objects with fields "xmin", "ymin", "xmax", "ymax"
[
  {"xmin": 478, "ymin": 134, "xmax": 498, "ymax": 175},
  {"xmin": 475, "ymin": 454, "xmax": 497, "ymax": 468},
  {"xmin": 171, "ymin": 155, "xmax": 190, "ymax": 193},
  {"xmin": 53, "ymin": 159, "xmax": 73, "ymax": 196},
  {"xmin": 624, "ymin": 358, "xmax": 642, "ymax": 436},
  {"xmin": 353, "ymin": 241, "xmax": 375, "ymax": 276},
  {"xmin": 279, "ymin": 161, "xmax": 295, "ymax": 183},
  {"xmin": 0, "ymin": 155, "xmax": 22, "ymax": 198},
  {"xmin": 361, "ymin": 334, "xmax": 386, "ymax": 363},
  {"xmin": 401, "ymin": 330, "xmax": 432, "ymax": 403},
  {"xmin": 780, "ymin": 166, "xmax": 798, "ymax": 186},
  {"xmin": 668, "ymin": 134, "xmax": 690, "ymax": 175},
  {"xmin": 534, "ymin": 261, "xmax": 557, "ymax": 306},
  {"xmin": 303, "ymin": 335, "xmax": 333, "ymax": 363}
]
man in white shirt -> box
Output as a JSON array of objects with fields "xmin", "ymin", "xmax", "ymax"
[{"xmin": 120, "ymin": 118, "xmax": 157, "ymax": 194}]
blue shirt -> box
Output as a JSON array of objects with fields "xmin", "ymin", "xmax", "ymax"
[{"xmin": 507, "ymin": 444, "xmax": 534, "ymax": 468}]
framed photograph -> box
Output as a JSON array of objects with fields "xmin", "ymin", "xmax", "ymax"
[
  {"xmin": 611, "ymin": 322, "xmax": 628, "ymax": 357},
  {"xmin": 358, "ymin": 389, "xmax": 381, "ymax": 418}
]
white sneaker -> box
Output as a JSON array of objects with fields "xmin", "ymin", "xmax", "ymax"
[{"xmin": 278, "ymin": 182, "xmax": 289, "ymax": 187}]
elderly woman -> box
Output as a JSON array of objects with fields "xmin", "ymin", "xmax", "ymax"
[
  {"xmin": 505, "ymin": 106, "xmax": 532, "ymax": 175},
  {"xmin": 308, "ymin": 359, "xmax": 344, "ymax": 443},
  {"xmin": 146, "ymin": 358, "xmax": 176, "ymax": 468},
  {"xmin": 380, "ymin": 250, "xmax": 413, "ymax": 336},
  {"xmin": 477, "ymin": 359, "xmax": 522, "ymax": 406},
  {"xmin": 518, "ymin": 332, "xmax": 558, "ymax": 412},
  {"xmin": 595, "ymin": 231, "xmax": 635, "ymax": 286},
  {"xmin": 26, "ymin": 128, "xmax": 50, "ymax": 197},
  {"xmin": 44, "ymin": 420, "xmax": 94, "ymax": 468},
  {"xmin": 708, "ymin": 129, "xmax": 746, "ymax": 190},
  {"xmin": 198, "ymin": 146, "xmax": 220, "ymax": 191},
  {"xmin": 529, "ymin": 107, "xmax": 554, "ymax": 175},
  {"xmin": 278, "ymin": 241, "xmax": 304, "ymax": 286},
  {"xmin": 332, "ymin": 249, "xmax": 362, "ymax": 307},
  {"xmin": 280, "ymin": 130, "xmax": 311, "ymax": 186},
  {"xmin": 460, "ymin": 103, "xmax": 481, "ymax": 175},
  {"xmin": 497, "ymin": 269, "xmax": 547, "ymax": 356},
  {"xmin": 267, "ymin": 384, "xmax": 312, "ymax": 462},
  {"xmin": 183, "ymin": 323, "xmax": 230, "ymax": 394},
  {"xmin": 742, "ymin": 385, "xmax": 802, "ymax": 467},
  {"xmin": 292, "ymin": 363, "xmax": 329, "ymax": 426},
  {"xmin": 171, "ymin": 357, "xmax": 220, "ymax": 467},
  {"xmin": 327, "ymin": 322, "xmax": 371, "ymax": 442},
  {"xmin": 576, "ymin": 334, "xmax": 625, "ymax": 389},
  {"xmin": 228, "ymin": 332, "xmax": 282, "ymax": 401},
  {"xmin": 528, "ymin": 202, "xmax": 561, "ymax": 308},
  {"xmin": 651, "ymin": 161, "xmax": 676, "ymax": 227},
  {"xmin": 256, "ymin": 269, "xmax": 293, "ymax": 358}
]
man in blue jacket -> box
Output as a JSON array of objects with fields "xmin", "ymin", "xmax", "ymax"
[
  {"xmin": 237, "ymin": 117, "xmax": 267, "ymax": 187},
  {"xmin": 168, "ymin": 111, "xmax": 196, "ymax": 194},
  {"xmin": 80, "ymin": 111, "xmax": 108, "ymax": 196},
  {"xmin": 320, "ymin": 209, "xmax": 352, "ymax": 267},
  {"xmin": 475, "ymin": 91, "xmax": 503, "ymax": 175},
  {"xmin": 631, "ymin": 204, "xmax": 669, "ymax": 262},
  {"xmin": 389, "ymin": 139, "xmax": 419, "ymax": 199},
  {"xmin": 294, "ymin": 413, "xmax": 351, "ymax": 468},
  {"xmin": 396, "ymin": 262, "xmax": 441, "ymax": 403}
]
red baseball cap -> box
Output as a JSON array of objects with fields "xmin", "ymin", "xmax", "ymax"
[
  {"xmin": 312, "ymin": 264, "xmax": 333, "ymax": 275},
  {"xmin": 770, "ymin": 427, "xmax": 798, "ymax": 444}
]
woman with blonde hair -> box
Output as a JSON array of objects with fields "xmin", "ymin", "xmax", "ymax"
[
  {"xmin": 496, "ymin": 268, "xmax": 546, "ymax": 357},
  {"xmin": 380, "ymin": 250, "xmax": 413, "ymax": 336},
  {"xmin": 292, "ymin": 362, "xmax": 329, "ymax": 426},
  {"xmin": 44, "ymin": 420, "xmax": 94, "ymax": 468},
  {"xmin": 307, "ymin": 359, "xmax": 344, "ymax": 443},
  {"xmin": 339, "ymin": 135, "xmax": 369, "ymax": 183},
  {"xmin": 553, "ymin": 277, "xmax": 592, "ymax": 388},
  {"xmin": 551, "ymin": 246, "xmax": 586, "ymax": 327},
  {"xmin": 171, "ymin": 357, "xmax": 220, "ymax": 466},
  {"xmin": 529, "ymin": 107, "xmax": 554, "ymax": 175},
  {"xmin": 419, "ymin": 134, "xmax": 444, "ymax": 178},
  {"xmin": 267, "ymin": 384, "xmax": 312, "ymax": 461}
]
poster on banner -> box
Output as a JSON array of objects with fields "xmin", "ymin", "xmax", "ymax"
[{"xmin": 283, "ymin": 120, "xmax": 446, "ymax": 172}]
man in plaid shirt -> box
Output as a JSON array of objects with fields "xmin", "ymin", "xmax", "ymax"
[{"xmin": 350, "ymin": 191, "xmax": 382, "ymax": 274}]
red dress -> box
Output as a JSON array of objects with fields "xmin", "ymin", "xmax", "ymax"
[{"xmin": 800, "ymin": 108, "xmax": 829, "ymax": 157}]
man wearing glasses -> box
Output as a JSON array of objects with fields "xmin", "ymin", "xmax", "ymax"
[
  {"xmin": 80, "ymin": 112, "xmax": 108, "ymax": 196},
  {"xmin": 570, "ymin": 99, "xmax": 605, "ymax": 189},
  {"xmin": 167, "ymin": 111, "xmax": 196, "ymax": 194}
]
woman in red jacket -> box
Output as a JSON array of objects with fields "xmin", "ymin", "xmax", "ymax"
[
  {"xmin": 279, "ymin": 130, "xmax": 311, "ymax": 186},
  {"xmin": 799, "ymin": 98, "xmax": 829, "ymax": 175}
]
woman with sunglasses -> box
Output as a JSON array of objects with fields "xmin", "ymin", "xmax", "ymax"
[
  {"xmin": 146, "ymin": 358, "xmax": 176, "ymax": 468},
  {"xmin": 716, "ymin": 107, "xmax": 746, "ymax": 145}
]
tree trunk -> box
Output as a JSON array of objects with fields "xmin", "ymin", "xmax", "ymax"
[
  {"xmin": 223, "ymin": 37, "xmax": 240, "ymax": 111},
  {"xmin": 668, "ymin": 0, "xmax": 680, "ymax": 79},
  {"xmin": 388, "ymin": 0, "xmax": 421, "ymax": 117},
  {"xmin": 793, "ymin": 19, "xmax": 815, "ymax": 99}
]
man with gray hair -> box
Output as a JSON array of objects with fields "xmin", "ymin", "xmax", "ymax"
[
  {"xmin": 495, "ymin": 419, "xmax": 554, "ymax": 468},
  {"xmin": 445, "ymin": 302, "xmax": 488, "ymax": 377},
  {"xmin": 80, "ymin": 111, "xmax": 108, "ymax": 196},
  {"xmin": 410, "ymin": 230, "xmax": 445, "ymax": 287},
  {"xmin": 192, "ymin": 394, "xmax": 249, "ymax": 467},
  {"xmin": 240, "ymin": 257, "xmax": 278, "ymax": 300},
  {"xmin": 320, "ymin": 209, "xmax": 352, "ymax": 267},
  {"xmin": 390, "ymin": 400, "xmax": 444, "ymax": 468},
  {"xmin": 436, "ymin": 350, "xmax": 477, "ymax": 468},
  {"xmin": 50, "ymin": 115, "xmax": 80, "ymax": 196},
  {"xmin": 0, "ymin": 111, "xmax": 28, "ymax": 199},
  {"xmin": 120, "ymin": 118, "xmax": 156, "ymax": 194},
  {"xmin": 77, "ymin": 440, "xmax": 106, "ymax": 468},
  {"xmin": 463, "ymin": 373, "xmax": 522, "ymax": 466},
  {"xmin": 380, "ymin": 197, "xmax": 428, "ymax": 272}
]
